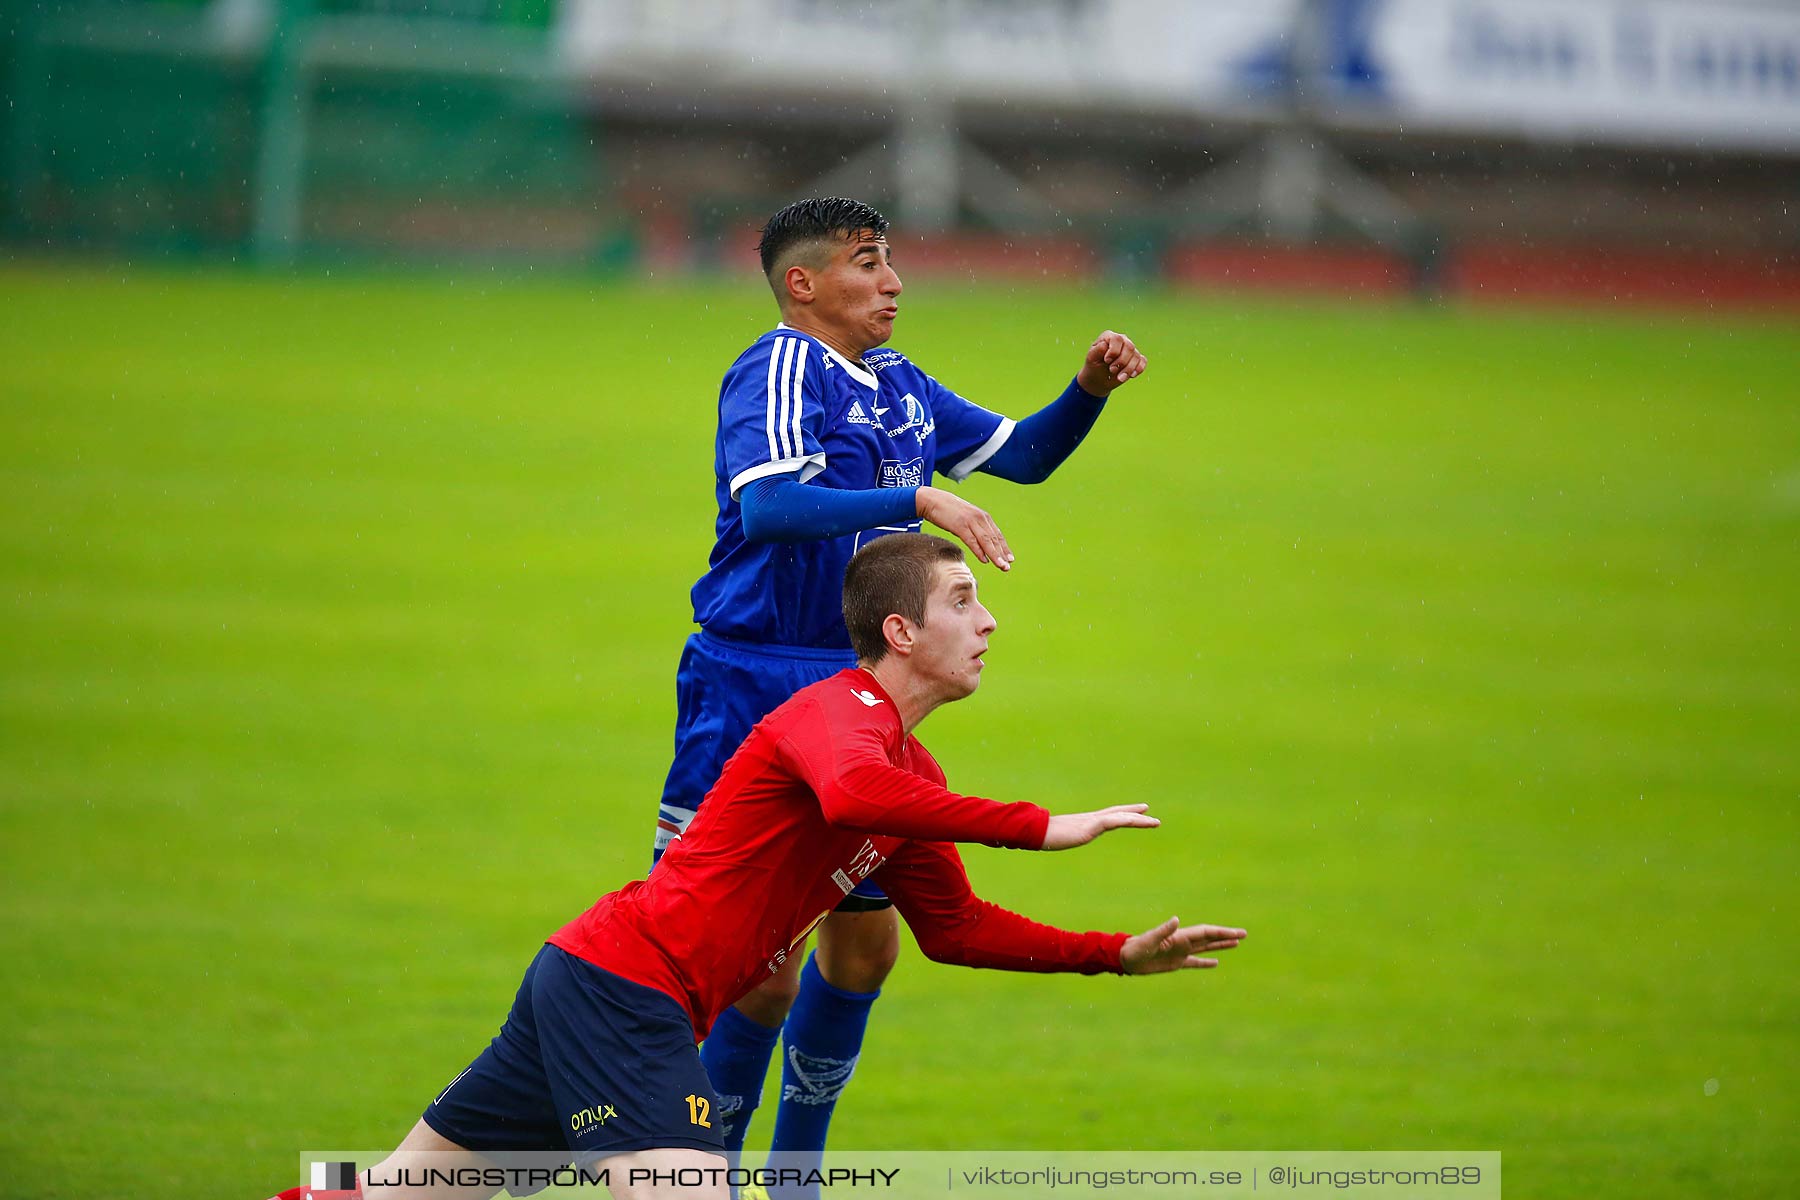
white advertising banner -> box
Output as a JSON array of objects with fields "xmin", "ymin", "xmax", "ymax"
[
  {"xmin": 559, "ymin": 0, "xmax": 1800, "ymax": 153},
  {"xmin": 1333, "ymin": 0, "xmax": 1800, "ymax": 152},
  {"xmin": 558, "ymin": 0, "xmax": 1300, "ymax": 112}
]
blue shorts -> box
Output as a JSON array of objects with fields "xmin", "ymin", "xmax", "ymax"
[
  {"xmin": 422, "ymin": 944, "xmax": 725, "ymax": 1165},
  {"xmin": 654, "ymin": 630, "xmax": 887, "ymax": 906}
]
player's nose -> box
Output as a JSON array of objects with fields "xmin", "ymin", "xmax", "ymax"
[
  {"xmin": 883, "ymin": 266, "xmax": 902, "ymax": 296},
  {"xmin": 976, "ymin": 603, "xmax": 996, "ymax": 635}
]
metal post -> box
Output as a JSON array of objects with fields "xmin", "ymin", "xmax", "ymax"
[
  {"xmin": 252, "ymin": 0, "xmax": 309, "ymax": 264},
  {"xmin": 896, "ymin": 0, "xmax": 956, "ymax": 231},
  {"xmin": 898, "ymin": 93, "xmax": 958, "ymax": 232}
]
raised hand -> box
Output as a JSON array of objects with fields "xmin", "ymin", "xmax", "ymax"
[{"xmin": 1076, "ymin": 330, "xmax": 1148, "ymax": 396}]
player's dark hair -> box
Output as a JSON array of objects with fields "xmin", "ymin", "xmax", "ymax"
[
  {"xmin": 757, "ymin": 197, "xmax": 891, "ymax": 283},
  {"xmin": 843, "ymin": 533, "xmax": 966, "ymax": 664}
]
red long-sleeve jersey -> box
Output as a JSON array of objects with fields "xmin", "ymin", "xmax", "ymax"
[{"xmin": 549, "ymin": 668, "xmax": 1127, "ymax": 1039}]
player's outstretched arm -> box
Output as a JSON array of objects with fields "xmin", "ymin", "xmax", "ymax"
[
  {"xmin": 1120, "ymin": 916, "xmax": 1247, "ymax": 974},
  {"xmin": 878, "ymin": 840, "xmax": 1245, "ymax": 978},
  {"xmin": 965, "ymin": 329, "xmax": 1147, "ymax": 487},
  {"xmin": 1040, "ymin": 803, "xmax": 1160, "ymax": 850}
]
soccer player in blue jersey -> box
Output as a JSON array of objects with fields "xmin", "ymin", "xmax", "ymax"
[{"xmin": 659, "ymin": 197, "xmax": 1148, "ymax": 1179}]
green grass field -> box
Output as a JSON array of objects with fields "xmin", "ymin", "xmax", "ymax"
[{"xmin": 2, "ymin": 263, "xmax": 1796, "ymax": 1198}]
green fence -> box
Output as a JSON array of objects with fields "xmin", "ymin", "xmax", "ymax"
[{"xmin": 5, "ymin": 0, "xmax": 614, "ymax": 263}]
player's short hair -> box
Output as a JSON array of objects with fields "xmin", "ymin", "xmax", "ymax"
[
  {"xmin": 757, "ymin": 197, "xmax": 891, "ymax": 297},
  {"xmin": 843, "ymin": 533, "xmax": 966, "ymax": 663}
]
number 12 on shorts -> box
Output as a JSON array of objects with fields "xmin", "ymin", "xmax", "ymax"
[{"xmin": 685, "ymin": 1093, "xmax": 711, "ymax": 1127}]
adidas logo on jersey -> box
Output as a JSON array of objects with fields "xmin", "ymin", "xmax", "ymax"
[{"xmin": 846, "ymin": 401, "xmax": 879, "ymax": 427}]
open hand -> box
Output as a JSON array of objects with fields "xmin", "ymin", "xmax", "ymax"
[
  {"xmin": 1121, "ymin": 917, "xmax": 1247, "ymax": 974},
  {"xmin": 1041, "ymin": 803, "xmax": 1160, "ymax": 850}
]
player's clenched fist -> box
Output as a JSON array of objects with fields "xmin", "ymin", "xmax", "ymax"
[{"xmin": 1076, "ymin": 330, "xmax": 1148, "ymax": 395}]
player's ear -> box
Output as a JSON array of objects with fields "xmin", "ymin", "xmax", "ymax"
[
  {"xmin": 882, "ymin": 613, "xmax": 913, "ymax": 658},
  {"xmin": 785, "ymin": 263, "xmax": 815, "ymax": 306}
]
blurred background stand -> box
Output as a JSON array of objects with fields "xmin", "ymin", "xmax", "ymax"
[
  {"xmin": 4, "ymin": 0, "xmax": 1796, "ymax": 308},
  {"xmin": 1174, "ymin": 0, "xmax": 1437, "ymax": 291},
  {"xmin": 804, "ymin": 0, "xmax": 1059, "ymax": 234}
]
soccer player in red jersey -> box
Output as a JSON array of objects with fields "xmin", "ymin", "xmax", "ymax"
[{"xmin": 267, "ymin": 534, "xmax": 1244, "ymax": 1200}]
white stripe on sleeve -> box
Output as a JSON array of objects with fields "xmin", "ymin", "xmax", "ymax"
[
  {"xmin": 764, "ymin": 337, "xmax": 783, "ymax": 464},
  {"xmin": 777, "ymin": 338, "xmax": 799, "ymax": 460},
  {"xmin": 944, "ymin": 416, "xmax": 1018, "ymax": 481},
  {"xmin": 790, "ymin": 341, "xmax": 808, "ymax": 462},
  {"xmin": 729, "ymin": 453, "xmax": 828, "ymax": 500}
]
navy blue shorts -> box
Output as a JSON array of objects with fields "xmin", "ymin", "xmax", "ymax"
[
  {"xmin": 654, "ymin": 630, "xmax": 887, "ymax": 907},
  {"xmin": 422, "ymin": 944, "xmax": 725, "ymax": 1162}
]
